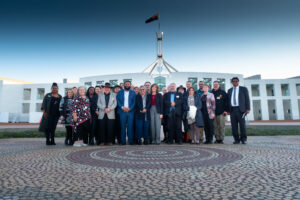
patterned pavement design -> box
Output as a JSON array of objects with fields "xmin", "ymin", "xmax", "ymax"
[{"xmin": 0, "ymin": 136, "xmax": 299, "ymax": 200}]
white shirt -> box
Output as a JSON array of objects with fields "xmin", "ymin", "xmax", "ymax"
[
  {"xmin": 231, "ymin": 86, "xmax": 239, "ymax": 107},
  {"xmin": 124, "ymin": 90, "xmax": 129, "ymax": 108}
]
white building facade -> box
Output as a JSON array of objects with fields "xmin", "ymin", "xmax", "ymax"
[{"xmin": 0, "ymin": 72, "xmax": 299, "ymax": 123}]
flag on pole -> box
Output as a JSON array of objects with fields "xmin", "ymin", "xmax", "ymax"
[{"xmin": 145, "ymin": 13, "xmax": 159, "ymax": 23}]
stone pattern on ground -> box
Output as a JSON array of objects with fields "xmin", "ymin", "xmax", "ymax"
[{"xmin": 0, "ymin": 136, "xmax": 299, "ymax": 200}]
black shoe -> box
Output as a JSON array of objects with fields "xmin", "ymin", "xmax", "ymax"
[
  {"xmin": 137, "ymin": 139, "xmax": 142, "ymax": 145},
  {"xmin": 64, "ymin": 138, "xmax": 68, "ymax": 145},
  {"xmin": 121, "ymin": 143, "xmax": 126, "ymax": 145},
  {"xmin": 177, "ymin": 140, "xmax": 183, "ymax": 145},
  {"xmin": 89, "ymin": 141, "xmax": 95, "ymax": 145},
  {"xmin": 46, "ymin": 140, "xmax": 51, "ymax": 145},
  {"xmin": 219, "ymin": 140, "xmax": 224, "ymax": 144},
  {"xmin": 214, "ymin": 140, "xmax": 218, "ymax": 144},
  {"xmin": 129, "ymin": 143, "xmax": 134, "ymax": 145},
  {"xmin": 241, "ymin": 141, "xmax": 247, "ymax": 144},
  {"xmin": 168, "ymin": 141, "xmax": 174, "ymax": 144},
  {"xmin": 144, "ymin": 140, "xmax": 149, "ymax": 145},
  {"xmin": 50, "ymin": 140, "xmax": 56, "ymax": 145},
  {"xmin": 233, "ymin": 141, "xmax": 240, "ymax": 144}
]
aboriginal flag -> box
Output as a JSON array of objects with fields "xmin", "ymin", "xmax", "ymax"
[{"xmin": 145, "ymin": 13, "xmax": 159, "ymax": 23}]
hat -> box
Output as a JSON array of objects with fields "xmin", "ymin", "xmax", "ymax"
[
  {"xmin": 113, "ymin": 85, "xmax": 121, "ymax": 89},
  {"xmin": 177, "ymin": 85, "xmax": 186, "ymax": 92},
  {"xmin": 104, "ymin": 82, "xmax": 111, "ymax": 88}
]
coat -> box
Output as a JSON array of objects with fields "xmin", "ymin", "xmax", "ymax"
[
  {"xmin": 135, "ymin": 94, "xmax": 151, "ymax": 120},
  {"xmin": 227, "ymin": 86, "xmax": 250, "ymax": 113},
  {"xmin": 163, "ymin": 92, "xmax": 184, "ymax": 117},
  {"xmin": 184, "ymin": 94, "xmax": 204, "ymax": 127},
  {"xmin": 97, "ymin": 92, "xmax": 117, "ymax": 120},
  {"xmin": 116, "ymin": 89, "xmax": 136, "ymax": 114},
  {"xmin": 38, "ymin": 93, "xmax": 62, "ymax": 132}
]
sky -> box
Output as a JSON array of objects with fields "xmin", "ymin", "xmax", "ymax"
[{"xmin": 0, "ymin": 0, "xmax": 300, "ymax": 83}]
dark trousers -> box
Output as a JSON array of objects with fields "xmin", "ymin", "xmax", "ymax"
[
  {"xmin": 65, "ymin": 125, "xmax": 73, "ymax": 143},
  {"xmin": 120, "ymin": 111, "xmax": 134, "ymax": 144},
  {"xmin": 45, "ymin": 115, "xmax": 59, "ymax": 141},
  {"xmin": 168, "ymin": 111, "xmax": 182, "ymax": 143},
  {"xmin": 203, "ymin": 112, "xmax": 214, "ymax": 142},
  {"xmin": 74, "ymin": 120, "xmax": 90, "ymax": 142},
  {"xmin": 162, "ymin": 115, "xmax": 168, "ymax": 141},
  {"xmin": 113, "ymin": 113, "xmax": 121, "ymax": 144},
  {"xmin": 90, "ymin": 116, "xmax": 98, "ymax": 143},
  {"xmin": 135, "ymin": 119, "xmax": 150, "ymax": 140},
  {"xmin": 230, "ymin": 107, "xmax": 247, "ymax": 142},
  {"xmin": 99, "ymin": 114, "xmax": 114, "ymax": 143}
]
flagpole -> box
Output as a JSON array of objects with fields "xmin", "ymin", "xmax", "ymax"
[{"xmin": 158, "ymin": 12, "xmax": 160, "ymax": 33}]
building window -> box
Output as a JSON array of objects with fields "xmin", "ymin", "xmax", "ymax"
[
  {"xmin": 217, "ymin": 78, "xmax": 226, "ymax": 91},
  {"xmin": 22, "ymin": 103, "xmax": 30, "ymax": 113},
  {"xmin": 23, "ymin": 88, "xmax": 31, "ymax": 100},
  {"xmin": 296, "ymin": 84, "xmax": 300, "ymax": 96},
  {"xmin": 109, "ymin": 80, "xmax": 118, "ymax": 87},
  {"xmin": 96, "ymin": 81, "xmax": 104, "ymax": 86},
  {"xmin": 203, "ymin": 78, "xmax": 212, "ymax": 89},
  {"xmin": 283, "ymin": 99, "xmax": 292, "ymax": 120},
  {"xmin": 281, "ymin": 84, "xmax": 290, "ymax": 96},
  {"xmin": 154, "ymin": 76, "xmax": 166, "ymax": 90},
  {"xmin": 266, "ymin": 84, "xmax": 275, "ymax": 96},
  {"xmin": 188, "ymin": 78, "xmax": 198, "ymax": 90},
  {"xmin": 251, "ymin": 84, "xmax": 260, "ymax": 96},
  {"xmin": 267, "ymin": 100, "xmax": 277, "ymax": 120},
  {"xmin": 123, "ymin": 79, "xmax": 132, "ymax": 84},
  {"xmin": 36, "ymin": 103, "xmax": 42, "ymax": 112},
  {"xmin": 37, "ymin": 88, "xmax": 45, "ymax": 100},
  {"xmin": 84, "ymin": 82, "xmax": 92, "ymax": 87}
]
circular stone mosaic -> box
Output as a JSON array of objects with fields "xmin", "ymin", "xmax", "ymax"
[{"xmin": 66, "ymin": 146, "xmax": 243, "ymax": 169}]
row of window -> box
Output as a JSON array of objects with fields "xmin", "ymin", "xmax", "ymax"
[
  {"xmin": 251, "ymin": 83, "xmax": 300, "ymax": 97},
  {"xmin": 252, "ymin": 99, "xmax": 300, "ymax": 120}
]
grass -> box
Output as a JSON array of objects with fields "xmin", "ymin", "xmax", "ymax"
[{"xmin": 0, "ymin": 127, "xmax": 299, "ymax": 139}]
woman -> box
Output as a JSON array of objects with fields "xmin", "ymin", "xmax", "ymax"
[
  {"xmin": 135, "ymin": 86, "xmax": 151, "ymax": 145},
  {"xmin": 39, "ymin": 83, "xmax": 62, "ymax": 145},
  {"xmin": 184, "ymin": 87, "xmax": 204, "ymax": 144},
  {"xmin": 93, "ymin": 86, "xmax": 101, "ymax": 144},
  {"xmin": 59, "ymin": 88, "xmax": 74, "ymax": 145},
  {"xmin": 150, "ymin": 84, "xmax": 163, "ymax": 144},
  {"xmin": 86, "ymin": 86, "xmax": 96, "ymax": 145},
  {"xmin": 200, "ymin": 84, "xmax": 216, "ymax": 144},
  {"xmin": 71, "ymin": 86, "xmax": 91, "ymax": 147}
]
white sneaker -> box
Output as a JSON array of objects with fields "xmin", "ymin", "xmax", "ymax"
[{"xmin": 73, "ymin": 142, "xmax": 81, "ymax": 147}]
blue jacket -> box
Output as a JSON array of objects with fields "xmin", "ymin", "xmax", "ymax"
[{"xmin": 117, "ymin": 89, "xmax": 136, "ymax": 113}]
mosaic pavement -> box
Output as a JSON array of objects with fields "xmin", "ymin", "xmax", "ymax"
[{"xmin": 0, "ymin": 136, "xmax": 299, "ymax": 200}]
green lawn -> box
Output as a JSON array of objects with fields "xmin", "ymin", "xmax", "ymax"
[{"xmin": 0, "ymin": 127, "xmax": 299, "ymax": 139}]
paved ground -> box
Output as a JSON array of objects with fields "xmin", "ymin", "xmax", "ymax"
[{"xmin": 0, "ymin": 136, "xmax": 299, "ymax": 200}]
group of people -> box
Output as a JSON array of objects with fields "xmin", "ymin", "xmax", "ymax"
[{"xmin": 39, "ymin": 77, "xmax": 250, "ymax": 147}]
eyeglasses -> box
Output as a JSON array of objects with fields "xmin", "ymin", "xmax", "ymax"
[{"xmin": 140, "ymin": 89, "xmax": 145, "ymax": 91}]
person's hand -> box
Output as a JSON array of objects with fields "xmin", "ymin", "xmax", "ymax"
[
  {"xmin": 60, "ymin": 116, "xmax": 64, "ymax": 121},
  {"xmin": 223, "ymin": 112, "xmax": 227, "ymax": 116},
  {"xmin": 73, "ymin": 113, "xmax": 77, "ymax": 122},
  {"xmin": 143, "ymin": 109, "xmax": 147, "ymax": 113},
  {"xmin": 246, "ymin": 110, "xmax": 250, "ymax": 114},
  {"xmin": 171, "ymin": 102, "xmax": 175, "ymax": 107},
  {"xmin": 95, "ymin": 111, "xmax": 99, "ymax": 115},
  {"xmin": 160, "ymin": 114, "xmax": 163, "ymax": 119},
  {"xmin": 122, "ymin": 107, "xmax": 126, "ymax": 112},
  {"xmin": 105, "ymin": 108, "xmax": 110, "ymax": 113},
  {"xmin": 211, "ymin": 113, "xmax": 215, "ymax": 119},
  {"xmin": 43, "ymin": 112, "xmax": 48, "ymax": 119}
]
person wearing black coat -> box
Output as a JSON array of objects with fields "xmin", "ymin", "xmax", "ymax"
[
  {"xmin": 226, "ymin": 77, "xmax": 250, "ymax": 144},
  {"xmin": 212, "ymin": 81, "xmax": 228, "ymax": 144},
  {"xmin": 150, "ymin": 84, "xmax": 163, "ymax": 144},
  {"xmin": 163, "ymin": 83, "xmax": 184, "ymax": 144},
  {"xmin": 86, "ymin": 86, "xmax": 96, "ymax": 145},
  {"xmin": 135, "ymin": 86, "xmax": 152, "ymax": 145}
]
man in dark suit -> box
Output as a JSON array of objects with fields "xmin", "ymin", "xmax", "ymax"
[
  {"xmin": 163, "ymin": 83, "xmax": 184, "ymax": 144},
  {"xmin": 226, "ymin": 77, "xmax": 250, "ymax": 144},
  {"xmin": 116, "ymin": 81, "xmax": 136, "ymax": 145}
]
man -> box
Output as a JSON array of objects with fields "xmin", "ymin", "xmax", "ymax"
[
  {"xmin": 113, "ymin": 85, "xmax": 122, "ymax": 144},
  {"xmin": 117, "ymin": 81, "xmax": 136, "ymax": 145},
  {"xmin": 227, "ymin": 77, "xmax": 250, "ymax": 144},
  {"xmin": 212, "ymin": 81, "xmax": 228, "ymax": 144},
  {"xmin": 163, "ymin": 83, "xmax": 184, "ymax": 144},
  {"xmin": 144, "ymin": 81, "xmax": 151, "ymax": 94},
  {"xmin": 161, "ymin": 87, "xmax": 168, "ymax": 143},
  {"xmin": 97, "ymin": 83, "xmax": 117, "ymax": 146},
  {"xmin": 197, "ymin": 81, "xmax": 204, "ymax": 96}
]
